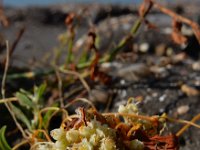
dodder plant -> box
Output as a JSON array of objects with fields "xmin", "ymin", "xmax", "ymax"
[{"xmin": 1, "ymin": 0, "xmax": 200, "ymax": 149}]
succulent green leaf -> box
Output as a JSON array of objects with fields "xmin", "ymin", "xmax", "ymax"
[
  {"xmin": 16, "ymin": 92, "xmax": 34, "ymax": 109},
  {"xmin": 35, "ymin": 83, "xmax": 46, "ymax": 102},
  {"xmin": 10, "ymin": 104, "xmax": 32, "ymax": 131},
  {"xmin": 0, "ymin": 126, "xmax": 12, "ymax": 150}
]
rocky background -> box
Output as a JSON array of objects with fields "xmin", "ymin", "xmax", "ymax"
[
  {"xmin": 0, "ymin": 1, "xmax": 200, "ymax": 149},
  {"xmin": 1, "ymin": 2, "xmax": 199, "ymax": 67}
]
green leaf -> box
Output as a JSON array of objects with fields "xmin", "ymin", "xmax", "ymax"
[
  {"xmin": 20, "ymin": 89, "xmax": 32, "ymax": 96},
  {"xmin": 0, "ymin": 126, "xmax": 12, "ymax": 150},
  {"xmin": 79, "ymin": 50, "xmax": 90, "ymax": 64},
  {"xmin": 42, "ymin": 103, "xmax": 59, "ymax": 129},
  {"xmin": 10, "ymin": 104, "xmax": 32, "ymax": 131},
  {"xmin": 35, "ymin": 83, "xmax": 46, "ymax": 102},
  {"xmin": 42, "ymin": 110, "xmax": 55, "ymax": 129},
  {"xmin": 16, "ymin": 92, "xmax": 34, "ymax": 110}
]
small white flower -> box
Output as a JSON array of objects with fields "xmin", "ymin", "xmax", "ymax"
[
  {"xmin": 99, "ymin": 138, "xmax": 116, "ymax": 150},
  {"xmin": 50, "ymin": 128, "xmax": 65, "ymax": 141},
  {"xmin": 66, "ymin": 129, "xmax": 80, "ymax": 143}
]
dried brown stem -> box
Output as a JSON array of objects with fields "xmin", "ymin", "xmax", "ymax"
[
  {"xmin": 2, "ymin": 26, "xmax": 25, "ymax": 65},
  {"xmin": 59, "ymin": 67, "xmax": 91, "ymax": 93},
  {"xmin": 1, "ymin": 41, "xmax": 28, "ymax": 139},
  {"xmin": 0, "ymin": 97, "xmax": 18, "ymax": 104},
  {"xmin": 149, "ymin": 0, "xmax": 200, "ymax": 44},
  {"xmin": 54, "ymin": 66, "xmax": 64, "ymax": 107},
  {"xmin": 176, "ymin": 114, "xmax": 200, "ymax": 137},
  {"xmin": 0, "ymin": 1, "xmax": 9, "ymax": 27}
]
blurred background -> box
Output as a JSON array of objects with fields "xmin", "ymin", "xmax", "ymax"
[
  {"xmin": 4, "ymin": 0, "xmax": 188, "ymax": 6},
  {"xmin": 0, "ymin": 0, "xmax": 200, "ymax": 149}
]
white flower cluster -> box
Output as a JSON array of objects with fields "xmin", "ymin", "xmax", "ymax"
[
  {"xmin": 44, "ymin": 120, "xmax": 116, "ymax": 150},
  {"xmin": 118, "ymin": 102, "xmax": 139, "ymax": 124},
  {"xmin": 118, "ymin": 102, "xmax": 155, "ymax": 136},
  {"xmin": 118, "ymin": 103, "xmax": 139, "ymax": 114},
  {"xmin": 32, "ymin": 102, "xmax": 146, "ymax": 150}
]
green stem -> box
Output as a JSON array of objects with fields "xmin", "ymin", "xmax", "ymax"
[
  {"xmin": 1, "ymin": 70, "xmax": 54, "ymax": 80},
  {"xmin": 108, "ymin": 0, "xmax": 153, "ymax": 61},
  {"xmin": 108, "ymin": 18, "xmax": 143, "ymax": 61},
  {"xmin": 66, "ymin": 38, "xmax": 74, "ymax": 64}
]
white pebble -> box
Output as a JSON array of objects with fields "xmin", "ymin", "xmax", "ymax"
[
  {"xmin": 139, "ymin": 43, "xmax": 149, "ymax": 53},
  {"xmin": 177, "ymin": 105, "xmax": 190, "ymax": 115},
  {"xmin": 159, "ymin": 94, "xmax": 166, "ymax": 102},
  {"xmin": 192, "ymin": 62, "xmax": 200, "ymax": 71}
]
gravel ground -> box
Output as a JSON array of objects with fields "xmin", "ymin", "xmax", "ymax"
[{"xmin": 0, "ymin": 2, "xmax": 200, "ymax": 149}]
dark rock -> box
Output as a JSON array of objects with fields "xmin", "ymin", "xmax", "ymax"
[
  {"xmin": 6, "ymin": 8, "xmax": 26, "ymax": 22},
  {"xmin": 174, "ymin": 5, "xmax": 184, "ymax": 14},
  {"xmin": 93, "ymin": 5, "xmax": 136, "ymax": 24},
  {"xmin": 25, "ymin": 7, "xmax": 67, "ymax": 25},
  {"xmin": 183, "ymin": 35, "xmax": 200, "ymax": 60},
  {"xmin": 6, "ymin": 7, "xmax": 67, "ymax": 25},
  {"xmin": 0, "ymin": 33, "xmax": 6, "ymax": 53}
]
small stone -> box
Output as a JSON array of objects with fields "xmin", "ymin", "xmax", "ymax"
[
  {"xmin": 158, "ymin": 57, "xmax": 171, "ymax": 67},
  {"xmin": 172, "ymin": 53, "xmax": 186, "ymax": 64},
  {"xmin": 155, "ymin": 44, "xmax": 166, "ymax": 56},
  {"xmin": 120, "ymin": 79, "xmax": 126, "ymax": 85},
  {"xmin": 195, "ymin": 80, "xmax": 200, "ymax": 86},
  {"xmin": 162, "ymin": 27, "xmax": 172, "ymax": 34},
  {"xmin": 122, "ymin": 24, "xmax": 131, "ymax": 30},
  {"xmin": 181, "ymin": 84, "xmax": 200, "ymax": 96},
  {"xmin": 159, "ymin": 108, "xmax": 164, "ymax": 113},
  {"xmin": 133, "ymin": 44, "xmax": 139, "ymax": 52},
  {"xmin": 144, "ymin": 96, "xmax": 152, "ymax": 103},
  {"xmin": 152, "ymin": 92, "xmax": 158, "ymax": 98},
  {"xmin": 150, "ymin": 66, "xmax": 169, "ymax": 78},
  {"xmin": 120, "ymin": 90, "xmax": 127, "ymax": 98},
  {"xmin": 89, "ymin": 88, "xmax": 109, "ymax": 104},
  {"xmin": 192, "ymin": 61, "xmax": 200, "ymax": 71},
  {"xmin": 117, "ymin": 63, "xmax": 150, "ymax": 81},
  {"xmin": 181, "ymin": 25, "xmax": 193, "ymax": 36},
  {"xmin": 177, "ymin": 105, "xmax": 190, "ymax": 115},
  {"xmin": 159, "ymin": 94, "xmax": 166, "ymax": 102},
  {"xmin": 166, "ymin": 47, "xmax": 174, "ymax": 56},
  {"xmin": 139, "ymin": 43, "xmax": 149, "ymax": 53}
]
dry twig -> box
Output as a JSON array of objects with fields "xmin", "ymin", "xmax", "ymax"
[
  {"xmin": 0, "ymin": 1, "xmax": 9, "ymax": 27},
  {"xmin": 2, "ymin": 27, "xmax": 25, "ymax": 65},
  {"xmin": 1, "ymin": 41, "xmax": 28, "ymax": 138},
  {"xmin": 149, "ymin": 0, "xmax": 200, "ymax": 44}
]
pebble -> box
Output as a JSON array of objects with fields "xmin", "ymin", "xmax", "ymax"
[
  {"xmin": 116, "ymin": 63, "xmax": 150, "ymax": 81},
  {"xmin": 150, "ymin": 66, "xmax": 169, "ymax": 78},
  {"xmin": 177, "ymin": 105, "xmax": 190, "ymax": 115},
  {"xmin": 166, "ymin": 47, "xmax": 174, "ymax": 56},
  {"xmin": 120, "ymin": 79, "xmax": 126, "ymax": 85},
  {"xmin": 155, "ymin": 44, "xmax": 166, "ymax": 56},
  {"xmin": 116, "ymin": 89, "xmax": 128, "ymax": 99},
  {"xmin": 152, "ymin": 92, "xmax": 158, "ymax": 98},
  {"xmin": 144, "ymin": 96, "xmax": 152, "ymax": 103},
  {"xmin": 171, "ymin": 53, "xmax": 186, "ymax": 64},
  {"xmin": 159, "ymin": 108, "xmax": 164, "ymax": 113},
  {"xmin": 159, "ymin": 94, "xmax": 167, "ymax": 102},
  {"xmin": 162, "ymin": 27, "xmax": 172, "ymax": 34},
  {"xmin": 122, "ymin": 24, "xmax": 131, "ymax": 30},
  {"xmin": 181, "ymin": 25, "xmax": 193, "ymax": 36},
  {"xmin": 100, "ymin": 62, "xmax": 122, "ymax": 72},
  {"xmin": 181, "ymin": 84, "xmax": 200, "ymax": 96},
  {"xmin": 192, "ymin": 61, "xmax": 200, "ymax": 71},
  {"xmin": 89, "ymin": 88, "xmax": 109, "ymax": 104},
  {"xmin": 139, "ymin": 43, "xmax": 149, "ymax": 53},
  {"xmin": 195, "ymin": 79, "xmax": 200, "ymax": 86}
]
